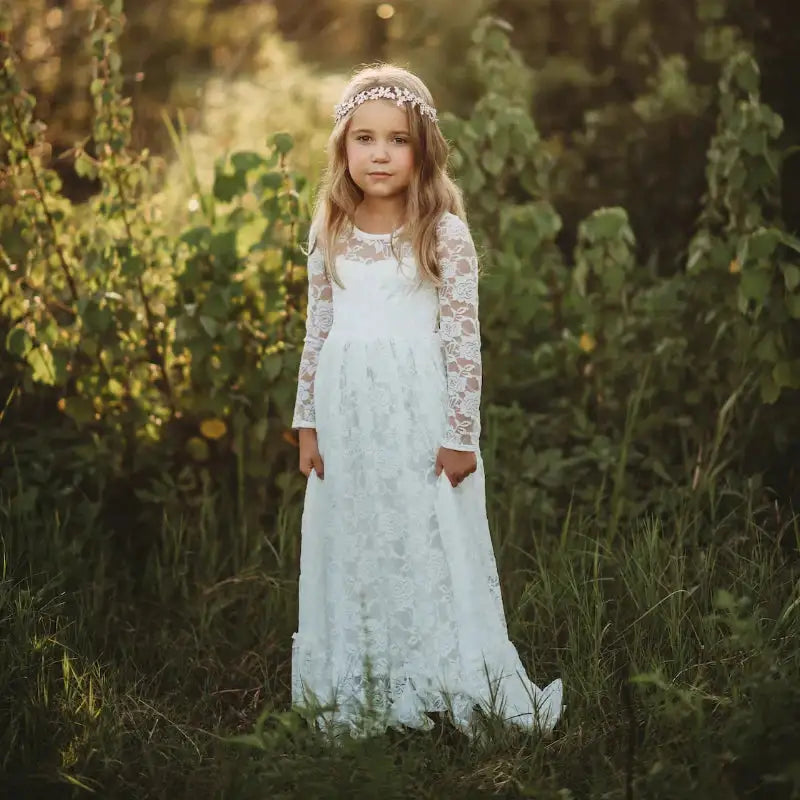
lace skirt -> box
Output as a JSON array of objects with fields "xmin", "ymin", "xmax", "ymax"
[{"xmin": 291, "ymin": 330, "xmax": 563, "ymax": 741}]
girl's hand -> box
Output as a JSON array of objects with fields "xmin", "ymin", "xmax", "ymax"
[
  {"xmin": 435, "ymin": 447, "xmax": 477, "ymax": 488},
  {"xmin": 298, "ymin": 428, "xmax": 325, "ymax": 479}
]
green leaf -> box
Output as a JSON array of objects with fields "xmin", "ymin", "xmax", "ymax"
[
  {"xmin": 263, "ymin": 354, "xmax": 282, "ymax": 381},
  {"xmin": 231, "ymin": 151, "xmax": 266, "ymax": 172},
  {"xmin": 733, "ymin": 55, "xmax": 760, "ymax": 95},
  {"xmin": 747, "ymin": 228, "xmax": 780, "ymax": 260},
  {"xmin": 223, "ymin": 325, "xmax": 243, "ymax": 349},
  {"xmin": 83, "ymin": 301, "xmax": 113, "ymax": 333},
  {"xmin": 782, "ymin": 264, "xmax": 800, "ymax": 292},
  {"xmin": 760, "ymin": 374, "xmax": 780, "ymax": 403},
  {"xmin": 213, "ymin": 171, "xmax": 247, "ymax": 202},
  {"xmin": 181, "ymin": 226, "xmax": 212, "ymax": 248},
  {"xmin": 480, "ymin": 151, "xmax": 504, "ymax": 176},
  {"xmin": 28, "ymin": 346, "xmax": 56, "ymax": 385},
  {"xmin": 741, "ymin": 130, "xmax": 766, "ymax": 157},
  {"xmin": 225, "ymin": 733, "xmax": 267, "ymax": 751},
  {"xmin": 202, "ymin": 289, "xmax": 229, "ymax": 319},
  {"xmin": 210, "ymin": 231, "xmax": 238, "ymax": 264},
  {"xmin": 74, "ymin": 152, "xmax": 98, "ymax": 179},
  {"xmin": 754, "ymin": 332, "xmax": 779, "ymax": 363},
  {"xmin": 739, "ymin": 269, "xmax": 772, "ymax": 303},
  {"xmin": 786, "ymin": 294, "xmax": 800, "ymax": 319},
  {"xmin": 61, "ymin": 396, "xmax": 96, "ymax": 425},
  {"xmin": 580, "ymin": 208, "xmax": 630, "ymax": 242},
  {"xmin": 258, "ymin": 172, "xmax": 283, "ymax": 191},
  {"xmin": 779, "ymin": 231, "xmax": 800, "ymax": 255},
  {"xmin": 120, "ymin": 252, "xmax": 145, "ymax": 278},
  {"xmin": 251, "ymin": 418, "xmax": 269, "ymax": 444},
  {"xmin": 188, "ymin": 338, "xmax": 212, "ymax": 364},
  {"xmin": 186, "ymin": 436, "xmax": 210, "ymax": 462},
  {"xmin": 773, "ymin": 360, "xmax": 800, "ymax": 389},
  {"xmin": 271, "ymin": 132, "xmax": 294, "ymax": 155},
  {"xmin": 199, "ymin": 316, "xmax": 219, "ymax": 338},
  {"xmin": 6, "ymin": 327, "xmax": 32, "ymax": 357},
  {"xmin": 697, "ymin": 0, "xmax": 726, "ymax": 20}
]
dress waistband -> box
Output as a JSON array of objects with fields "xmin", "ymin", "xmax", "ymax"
[{"xmin": 326, "ymin": 326, "xmax": 441, "ymax": 343}]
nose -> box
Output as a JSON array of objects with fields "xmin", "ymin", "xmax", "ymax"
[{"xmin": 372, "ymin": 143, "xmax": 390, "ymax": 162}]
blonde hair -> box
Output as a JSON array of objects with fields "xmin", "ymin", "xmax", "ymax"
[{"xmin": 311, "ymin": 63, "xmax": 466, "ymax": 288}]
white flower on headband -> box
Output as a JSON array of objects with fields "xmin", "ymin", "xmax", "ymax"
[{"xmin": 334, "ymin": 85, "xmax": 438, "ymax": 125}]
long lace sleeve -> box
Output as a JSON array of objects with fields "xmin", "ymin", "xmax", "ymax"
[
  {"xmin": 437, "ymin": 214, "xmax": 482, "ymax": 452},
  {"xmin": 292, "ymin": 231, "xmax": 333, "ymax": 430}
]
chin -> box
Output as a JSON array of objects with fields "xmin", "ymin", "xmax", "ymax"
[{"xmin": 361, "ymin": 183, "xmax": 407, "ymax": 199}]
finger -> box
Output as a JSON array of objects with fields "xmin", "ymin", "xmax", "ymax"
[
  {"xmin": 313, "ymin": 454, "xmax": 325, "ymax": 479},
  {"xmin": 435, "ymin": 455, "xmax": 443, "ymax": 476}
]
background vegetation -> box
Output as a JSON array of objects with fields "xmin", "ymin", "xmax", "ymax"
[{"xmin": 1, "ymin": 0, "xmax": 799, "ymax": 797}]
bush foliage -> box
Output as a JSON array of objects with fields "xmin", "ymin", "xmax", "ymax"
[{"xmin": 2, "ymin": 4, "xmax": 800, "ymax": 532}]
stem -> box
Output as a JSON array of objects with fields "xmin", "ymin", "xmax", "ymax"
[
  {"xmin": 111, "ymin": 160, "xmax": 176, "ymax": 414},
  {"xmin": 5, "ymin": 91, "xmax": 80, "ymax": 302}
]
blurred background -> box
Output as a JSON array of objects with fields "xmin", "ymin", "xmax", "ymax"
[{"xmin": 9, "ymin": 0, "xmax": 799, "ymax": 240}]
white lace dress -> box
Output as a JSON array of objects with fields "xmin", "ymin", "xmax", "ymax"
[{"xmin": 290, "ymin": 211, "xmax": 563, "ymax": 741}]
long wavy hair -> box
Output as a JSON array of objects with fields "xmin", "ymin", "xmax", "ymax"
[{"xmin": 311, "ymin": 63, "xmax": 465, "ymax": 288}]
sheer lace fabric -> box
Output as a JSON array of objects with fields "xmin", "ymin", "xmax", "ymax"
[
  {"xmin": 290, "ymin": 212, "xmax": 563, "ymax": 741},
  {"xmin": 292, "ymin": 213, "xmax": 482, "ymax": 452}
]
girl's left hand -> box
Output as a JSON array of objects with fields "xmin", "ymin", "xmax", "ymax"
[{"xmin": 435, "ymin": 447, "xmax": 478, "ymax": 488}]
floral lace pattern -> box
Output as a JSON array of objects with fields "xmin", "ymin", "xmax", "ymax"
[
  {"xmin": 293, "ymin": 456, "xmax": 563, "ymax": 742},
  {"xmin": 291, "ymin": 214, "xmax": 482, "ymax": 452},
  {"xmin": 436, "ymin": 214, "xmax": 482, "ymax": 451},
  {"xmin": 289, "ymin": 213, "xmax": 564, "ymax": 741},
  {"xmin": 291, "ymin": 229, "xmax": 332, "ymax": 430}
]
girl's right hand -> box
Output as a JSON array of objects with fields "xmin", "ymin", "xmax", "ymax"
[{"xmin": 298, "ymin": 428, "xmax": 325, "ymax": 479}]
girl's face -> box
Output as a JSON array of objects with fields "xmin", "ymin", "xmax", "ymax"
[{"xmin": 344, "ymin": 99, "xmax": 415, "ymax": 202}]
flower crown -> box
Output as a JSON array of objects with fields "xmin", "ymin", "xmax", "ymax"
[{"xmin": 334, "ymin": 85, "xmax": 439, "ymax": 125}]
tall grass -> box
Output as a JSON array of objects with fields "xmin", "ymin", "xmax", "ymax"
[{"xmin": 1, "ymin": 461, "xmax": 798, "ymax": 799}]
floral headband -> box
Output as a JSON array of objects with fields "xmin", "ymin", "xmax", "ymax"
[{"xmin": 334, "ymin": 85, "xmax": 439, "ymax": 125}]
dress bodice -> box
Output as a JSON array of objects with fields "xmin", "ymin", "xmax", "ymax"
[
  {"xmin": 326, "ymin": 229, "xmax": 439, "ymax": 340},
  {"xmin": 291, "ymin": 211, "xmax": 483, "ymax": 452}
]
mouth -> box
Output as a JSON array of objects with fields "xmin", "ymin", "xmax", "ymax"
[{"xmin": 368, "ymin": 172, "xmax": 393, "ymax": 178}]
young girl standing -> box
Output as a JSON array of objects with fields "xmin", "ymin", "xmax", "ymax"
[{"xmin": 291, "ymin": 64, "xmax": 563, "ymax": 742}]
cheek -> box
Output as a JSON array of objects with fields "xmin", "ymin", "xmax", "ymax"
[
  {"xmin": 345, "ymin": 143, "xmax": 366, "ymax": 171},
  {"xmin": 398, "ymin": 147, "xmax": 415, "ymax": 174}
]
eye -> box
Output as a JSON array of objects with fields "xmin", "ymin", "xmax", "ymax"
[
  {"xmin": 394, "ymin": 137, "xmax": 408, "ymax": 145},
  {"xmin": 356, "ymin": 134, "xmax": 372, "ymax": 142}
]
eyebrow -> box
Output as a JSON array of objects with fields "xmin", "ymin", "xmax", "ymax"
[{"xmin": 351, "ymin": 128, "xmax": 410, "ymax": 136}]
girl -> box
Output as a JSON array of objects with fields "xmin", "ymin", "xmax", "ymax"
[{"xmin": 290, "ymin": 64, "xmax": 563, "ymax": 742}]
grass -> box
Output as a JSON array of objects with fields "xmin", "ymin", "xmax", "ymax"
[{"xmin": 1, "ymin": 474, "xmax": 799, "ymax": 799}]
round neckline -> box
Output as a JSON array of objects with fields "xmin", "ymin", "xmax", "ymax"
[{"xmin": 352, "ymin": 222, "xmax": 405, "ymax": 240}]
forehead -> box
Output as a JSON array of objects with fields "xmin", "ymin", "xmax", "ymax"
[{"xmin": 349, "ymin": 99, "xmax": 410, "ymax": 130}]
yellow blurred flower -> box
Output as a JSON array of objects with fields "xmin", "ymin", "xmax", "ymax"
[
  {"xmin": 200, "ymin": 418, "xmax": 227, "ymax": 440},
  {"xmin": 729, "ymin": 259, "xmax": 741, "ymax": 274},
  {"xmin": 579, "ymin": 332, "xmax": 596, "ymax": 353}
]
